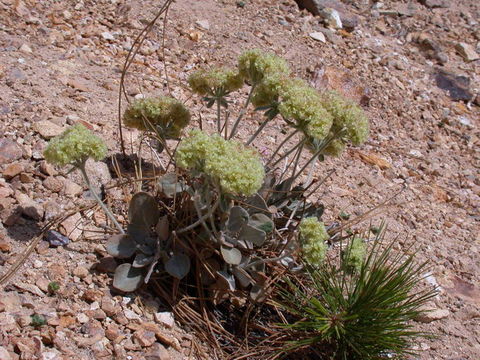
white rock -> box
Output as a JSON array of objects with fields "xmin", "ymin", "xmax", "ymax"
[
  {"xmin": 415, "ymin": 308, "xmax": 450, "ymax": 323},
  {"xmin": 0, "ymin": 346, "xmax": 12, "ymax": 360},
  {"xmin": 101, "ymin": 32, "xmax": 115, "ymax": 41},
  {"xmin": 321, "ymin": 8, "xmax": 342, "ymax": 29},
  {"xmin": 19, "ymin": 44, "xmax": 32, "ymax": 53},
  {"xmin": 154, "ymin": 311, "xmax": 175, "ymax": 328},
  {"xmin": 309, "ymin": 32, "xmax": 326, "ymax": 43},
  {"xmin": 195, "ymin": 20, "xmax": 210, "ymax": 30},
  {"xmin": 77, "ymin": 313, "xmax": 89, "ymax": 323}
]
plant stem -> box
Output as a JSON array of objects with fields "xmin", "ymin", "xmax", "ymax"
[
  {"xmin": 245, "ymin": 118, "xmax": 270, "ymax": 146},
  {"xmin": 176, "ymin": 193, "xmax": 220, "ymax": 234},
  {"xmin": 229, "ymin": 84, "xmax": 256, "ymax": 139},
  {"xmin": 270, "ymin": 138, "xmax": 304, "ymax": 169},
  {"xmin": 216, "ymin": 98, "xmax": 222, "ymax": 133},
  {"xmin": 266, "ymin": 130, "xmax": 299, "ymax": 166},
  {"xmin": 78, "ymin": 163, "xmax": 124, "ymax": 234}
]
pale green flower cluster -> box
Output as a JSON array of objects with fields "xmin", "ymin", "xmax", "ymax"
[
  {"xmin": 343, "ymin": 237, "xmax": 366, "ymax": 272},
  {"xmin": 44, "ymin": 124, "xmax": 107, "ymax": 167},
  {"xmin": 176, "ymin": 130, "xmax": 265, "ymax": 196},
  {"xmin": 279, "ymin": 79, "xmax": 333, "ymax": 141},
  {"xmin": 238, "ymin": 49, "xmax": 290, "ymax": 85},
  {"xmin": 299, "ymin": 217, "xmax": 329, "ymax": 266},
  {"xmin": 251, "ymin": 74, "xmax": 287, "ymax": 108},
  {"xmin": 188, "ymin": 68, "xmax": 243, "ymax": 96},
  {"xmin": 322, "ymin": 139, "xmax": 346, "ymax": 157},
  {"xmin": 123, "ymin": 97, "xmax": 191, "ymax": 139},
  {"xmin": 321, "ymin": 91, "xmax": 369, "ymax": 146}
]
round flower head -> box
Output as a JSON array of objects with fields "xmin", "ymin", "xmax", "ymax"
[
  {"xmin": 278, "ymin": 78, "xmax": 333, "ymax": 140},
  {"xmin": 188, "ymin": 67, "xmax": 243, "ymax": 96},
  {"xmin": 251, "ymin": 74, "xmax": 287, "ymax": 108},
  {"xmin": 299, "ymin": 217, "xmax": 329, "ymax": 266},
  {"xmin": 123, "ymin": 97, "xmax": 190, "ymax": 139},
  {"xmin": 322, "ymin": 138, "xmax": 346, "ymax": 157},
  {"xmin": 44, "ymin": 123, "xmax": 107, "ymax": 167},
  {"xmin": 320, "ymin": 90, "xmax": 369, "ymax": 146},
  {"xmin": 176, "ymin": 130, "xmax": 265, "ymax": 196},
  {"xmin": 238, "ymin": 49, "xmax": 290, "ymax": 85},
  {"xmin": 343, "ymin": 237, "xmax": 366, "ymax": 273}
]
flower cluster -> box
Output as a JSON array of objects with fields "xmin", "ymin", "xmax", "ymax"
[
  {"xmin": 44, "ymin": 124, "xmax": 107, "ymax": 167},
  {"xmin": 123, "ymin": 97, "xmax": 191, "ymax": 139},
  {"xmin": 176, "ymin": 130, "xmax": 265, "ymax": 196},
  {"xmin": 188, "ymin": 68, "xmax": 243, "ymax": 96},
  {"xmin": 320, "ymin": 91, "xmax": 369, "ymax": 146},
  {"xmin": 299, "ymin": 217, "xmax": 329, "ymax": 266},
  {"xmin": 238, "ymin": 49, "xmax": 290, "ymax": 85},
  {"xmin": 343, "ymin": 237, "xmax": 366, "ymax": 273},
  {"xmin": 279, "ymin": 79, "xmax": 333, "ymax": 141}
]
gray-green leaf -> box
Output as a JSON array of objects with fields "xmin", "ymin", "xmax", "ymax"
[
  {"xmin": 113, "ymin": 263, "xmax": 145, "ymax": 292},
  {"xmin": 165, "ymin": 253, "xmax": 191, "ymax": 279},
  {"xmin": 220, "ymin": 246, "xmax": 242, "ymax": 265},
  {"xmin": 129, "ymin": 192, "xmax": 160, "ymax": 229},
  {"xmin": 106, "ymin": 234, "xmax": 136, "ymax": 259},
  {"xmin": 227, "ymin": 206, "xmax": 249, "ymax": 232},
  {"xmin": 159, "ymin": 173, "xmax": 186, "ymax": 198},
  {"xmin": 239, "ymin": 224, "xmax": 266, "ymax": 246},
  {"xmin": 249, "ymin": 213, "xmax": 274, "ymax": 233}
]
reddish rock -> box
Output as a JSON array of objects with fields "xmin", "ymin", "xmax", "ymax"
[
  {"xmin": 3, "ymin": 163, "xmax": 23, "ymax": 179},
  {"xmin": 0, "ymin": 139, "xmax": 23, "ymax": 165}
]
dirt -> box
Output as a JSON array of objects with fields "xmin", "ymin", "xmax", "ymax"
[{"xmin": 0, "ymin": 0, "xmax": 479, "ymax": 359}]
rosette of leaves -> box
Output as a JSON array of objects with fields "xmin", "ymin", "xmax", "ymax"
[
  {"xmin": 211, "ymin": 204, "xmax": 274, "ymax": 302},
  {"xmin": 106, "ymin": 192, "xmax": 191, "ymax": 292}
]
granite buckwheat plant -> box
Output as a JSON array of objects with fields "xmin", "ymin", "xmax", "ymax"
[{"xmin": 43, "ymin": 46, "xmax": 435, "ymax": 359}]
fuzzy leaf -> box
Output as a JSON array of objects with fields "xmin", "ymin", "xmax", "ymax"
[
  {"xmin": 227, "ymin": 206, "xmax": 249, "ymax": 232},
  {"xmin": 127, "ymin": 224, "xmax": 156, "ymax": 247},
  {"xmin": 239, "ymin": 224, "xmax": 266, "ymax": 246},
  {"xmin": 106, "ymin": 234, "xmax": 136, "ymax": 259},
  {"xmin": 159, "ymin": 173, "xmax": 186, "ymax": 198},
  {"xmin": 132, "ymin": 253, "xmax": 155, "ymax": 268},
  {"xmin": 245, "ymin": 193, "xmax": 270, "ymax": 216},
  {"xmin": 165, "ymin": 253, "xmax": 191, "ymax": 279},
  {"xmin": 250, "ymin": 284, "xmax": 266, "ymax": 302},
  {"xmin": 129, "ymin": 192, "xmax": 160, "ymax": 229},
  {"xmin": 113, "ymin": 263, "xmax": 144, "ymax": 292},
  {"xmin": 249, "ymin": 213, "xmax": 274, "ymax": 233},
  {"xmin": 156, "ymin": 215, "xmax": 169, "ymax": 242},
  {"xmin": 216, "ymin": 270, "xmax": 236, "ymax": 291},
  {"xmin": 221, "ymin": 246, "xmax": 242, "ymax": 265},
  {"xmin": 232, "ymin": 266, "xmax": 252, "ymax": 288}
]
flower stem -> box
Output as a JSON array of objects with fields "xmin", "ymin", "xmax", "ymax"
[
  {"xmin": 78, "ymin": 163, "xmax": 125, "ymax": 234},
  {"xmin": 245, "ymin": 118, "xmax": 270, "ymax": 146},
  {"xmin": 229, "ymin": 84, "xmax": 256, "ymax": 139}
]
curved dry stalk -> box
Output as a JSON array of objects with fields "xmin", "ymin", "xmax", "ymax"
[{"xmin": 118, "ymin": 0, "xmax": 175, "ymax": 155}]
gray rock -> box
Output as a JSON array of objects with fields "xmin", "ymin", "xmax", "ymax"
[
  {"xmin": 32, "ymin": 120, "xmax": 64, "ymax": 139},
  {"xmin": 309, "ymin": 31, "xmax": 326, "ymax": 43},
  {"xmin": 295, "ymin": 0, "xmax": 359, "ymax": 30},
  {"xmin": 456, "ymin": 42, "xmax": 480, "ymax": 62},
  {"xmin": 419, "ymin": 0, "xmax": 449, "ymax": 8},
  {"xmin": 0, "ymin": 139, "xmax": 23, "ymax": 165},
  {"xmin": 434, "ymin": 69, "xmax": 473, "ymax": 102}
]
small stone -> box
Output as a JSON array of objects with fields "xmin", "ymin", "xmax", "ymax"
[
  {"xmin": 66, "ymin": 114, "xmax": 80, "ymax": 125},
  {"xmin": 145, "ymin": 343, "xmax": 171, "ymax": 360},
  {"xmin": 415, "ymin": 308, "xmax": 450, "ymax": 323},
  {"xmin": 0, "ymin": 346, "xmax": 11, "ymax": 360},
  {"xmin": 101, "ymin": 32, "xmax": 115, "ymax": 41},
  {"xmin": 309, "ymin": 31, "xmax": 326, "ymax": 43},
  {"xmin": 73, "ymin": 266, "xmax": 89, "ymax": 279},
  {"xmin": 133, "ymin": 329, "xmax": 156, "ymax": 347},
  {"xmin": 321, "ymin": 8, "xmax": 342, "ymax": 29},
  {"xmin": 60, "ymin": 212, "xmax": 82, "ymax": 241},
  {"xmin": 195, "ymin": 20, "xmax": 210, "ymax": 30},
  {"xmin": 63, "ymin": 179, "xmax": 83, "ymax": 197},
  {"xmin": 16, "ymin": 193, "xmax": 44, "ymax": 220},
  {"xmin": 63, "ymin": 10, "xmax": 72, "ymax": 19},
  {"xmin": 32, "ymin": 120, "xmax": 64, "ymax": 139},
  {"xmin": 45, "ymin": 230, "xmax": 70, "ymax": 247},
  {"xmin": 76, "ymin": 313, "xmax": 89, "ymax": 324},
  {"xmin": 39, "ymin": 161, "xmax": 57, "ymax": 176},
  {"xmin": 17, "ymin": 315, "xmax": 32, "ymax": 327},
  {"xmin": 43, "ymin": 176, "xmax": 64, "ymax": 193},
  {"xmin": 0, "ymin": 239, "xmax": 11, "ymax": 252},
  {"xmin": 456, "ymin": 42, "xmax": 480, "ymax": 62},
  {"xmin": 154, "ymin": 312, "xmax": 174, "ymax": 328},
  {"xmin": 0, "ymin": 139, "xmax": 23, "ymax": 165},
  {"xmin": 82, "ymin": 289, "xmax": 102, "ymax": 303},
  {"xmin": 19, "ymin": 173, "xmax": 34, "ymax": 183},
  {"xmin": 33, "ymin": 259, "xmax": 43, "ymax": 268},
  {"xmin": 420, "ymin": 0, "xmax": 449, "ymax": 8},
  {"xmin": 101, "ymin": 297, "xmax": 117, "ymax": 317},
  {"xmin": 3, "ymin": 163, "xmax": 23, "ymax": 179},
  {"xmin": 124, "ymin": 309, "xmax": 141, "ymax": 321},
  {"xmin": 36, "ymin": 278, "xmax": 50, "ymax": 293},
  {"xmin": 19, "ymin": 44, "xmax": 32, "ymax": 53}
]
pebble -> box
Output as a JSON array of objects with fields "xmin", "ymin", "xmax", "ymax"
[
  {"xmin": 63, "ymin": 179, "xmax": 83, "ymax": 197},
  {"xmin": 0, "ymin": 346, "xmax": 12, "ymax": 360},
  {"xmin": 321, "ymin": 8, "xmax": 342, "ymax": 29},
  {"xmin": 32, "ymin": 120, "xmax": 64, "ymax": 139},
  {"xmin": 154, "ymin": 312, "xmax": 175, "ymax": 328},
  {"xmin": 195, "ymin": 20, "xmax": 210, "ymax": 31},
  {"xmin": 415, "ymin": 308, "xmax": 450, "ymax": 323},
  {"xmin": 3, "ymin": 163, "xmax": 23, "ymax": 179},
  {"xmin": 0, "ymin": 139, "xmax": 23, "ymax": 165},
  {"xmin": 45, "ymin": 230, "xmax": 70, "ymax": 247},
  {"xmin": 43, "ymin": 176, "xmax": 64, "ymax": 193},
  {"xmin": 309, "ymin": 31, "xmax": 326, "ymax": 43},
  {"xmin": 145, "ymin": 343, "xmax": 171, "ymax": 360},
  {"xmin": 73, "ymin": 266, "xmax": 89, "ymax": 279},
  {"xmin": 101, "ymin": 31, "xmax": 115, "ymax": 41},
  {"xmin": 16, "ymin": 193, "xmax": 44, "ymax": 220},
  {"xmin": 133, "ymin": 329, "xmax": 156, "ymax": 347},
  {"xmin": 76, "ymin": 313, "xmax": 89, "ymax": 324},
  {"xmin": 19, "ymin": 44, "xmax": 32, "ymax": 53},
  {"xmin": 456, "ymin": 42, "xmax": 480, "ymax": 62}
]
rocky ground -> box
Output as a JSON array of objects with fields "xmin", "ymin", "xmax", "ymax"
[{"xmin": 0, "ymin": 0, "xmax": 479, "ymax": 359}]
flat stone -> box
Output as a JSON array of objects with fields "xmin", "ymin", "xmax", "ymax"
[
  {"xmin": 456, "ymin": 42, "xmax": 480, "ymax": 62},
  {"xmin": 295, "ymin": 0, "xmax": 359, "ymax": 30},
  {"xmin": 415, "ymin": 308, "xmax": 450, "ymax": 323},
  {"xmin": 0, "ymin": 139, "xmax": 23, "ymax": 165},
  {"xmin": 39, "ymin": 161, "xmax": 58, "ymax": 176},
  {"xmin": 101, "ymin": 31, "xmax": 115, "ymax": 41},
  {"xmin": 0, "ymin": 346, "xmax": 12, "ymax": 360},
  {"xmin": 63, "ymin": 179, "xmax": 83, "ymax": 197},
  {"xmin": 32, "ymin": 120, "xmax": 64, "ymax": 139},
  {"xmin": 144, "ymin": 343, "xmax": 171, "ymax": 360},
  {"xmin": 154, "ymin": 312, "xmax": 175, "ymax": 328},
  {"xmin": 43, "ymin": 176, "xmax": 64, "ymax": 193},
  {"xmin": 419, "ymin": 0, "xmax": 449, "ymax": 8},
  {"xmin": 309, "ymin": 31, "xmax": 326, "ymax": 43},
  {"xmin": 195, "ymin": 20, "xmax": 210, "ymax": 30},
  {"xmin": 133, "ymin": 329, "xmax": 156, "ymax": 347},
  {"xmin": 60, "ymin": 212, "xmax": 82, "ymax": 241},
  {"xmin": 434, "ymin": 69, "xmax": 473, "ymax": 102},
  {"xmin": 3, "ymin": 163, "xmax": 23, "ymax": 179},
  {"xmin": 16, "ymin": 193, "xmax": 44, "ymax": 220},
  {"xmin": 19, "ymin": 43, "xmax": 32, "ymax": 53}
]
